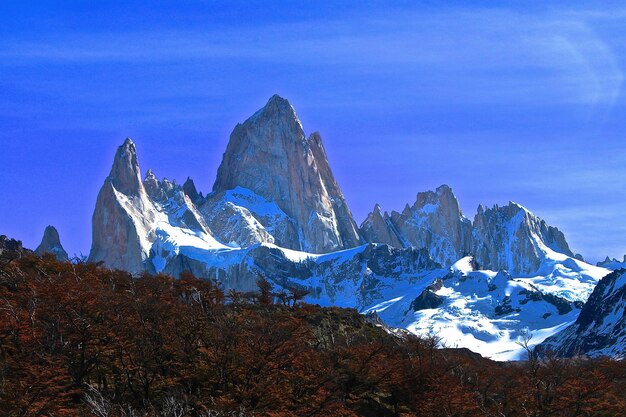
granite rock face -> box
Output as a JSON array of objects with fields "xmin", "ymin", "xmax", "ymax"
[
  {"xmin": 89, "ymin": 138, "xmax": 157, "ymax": 273},
  {"xmin": 35, "ymin": 225, "xmax": 69, "ymax": 261},
  {"xmin": 212, "ymin": 95, "xmax": 362, "ymax": 253},
  {"xmin": 389, "ymin": 185, "xmax": 473, "ymax": 267},
  {"xmin": 472, "ymin": 202, "xmax": 574, "ymax": 275},
  {"xmin": 360, "ymin": 185, "xmax": 472, "ymax": 267},
  {"xmin": 360, "ymin": 186, "xmax": 575, "ymax": 274},
  {"xmin": 360, "ymin": 204, "xmax": 403, "ymax": 248}
]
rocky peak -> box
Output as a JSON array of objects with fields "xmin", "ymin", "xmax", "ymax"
[
  {"xmin": 596, "ymin": 255, "xmax": 626, "ymax": 270},
  {"xmin": 183, "ymin": 177, "xmax": 200, "ymax": 203},
  {"xmin": 35, "ymin": 225, "xmax": 69, "ymax": 261},
  {"xmin": 145, "ymin": 169, "xmax": 157, "ymax": 182},
  {"xmin": 89, "ymin": 139, "xmax": 157, "ymax": 273},
  {"xmin": 472, "ymin": 201, "xmax": 573, "ymax": 274},
  {"xmin": 256, "ymin": 94, "xmax": 300, "ymax": 123},
  {"xmin": 382, "ymin": 185, "xmax": 472, "ymax": 266},
  {"xmin": 109, "ymin": 138, "xmax": 143, "ymax": 196},
  {"xmin": 360, "ymin": 204, "xmax": 403, "ymax": 248},
  {"xmin": 162, "ymin": 178, "xmax": 174, "ymax": 194},
  {"xmin": 307, "ymin": 130, "xmax": 362, "ymax": 250},
  {"xmin": 212, "ymin": 95, "xmax": 361, "ymax": 253},
  {"xmin": 414, "ymin": 184, "xmax": 454, "ymax": 209},
  {"xmin": 143, "ymin": 169, "xmax": 166, "ymax": 201}
]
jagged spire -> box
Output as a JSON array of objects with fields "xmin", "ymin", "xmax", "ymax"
[
  {"xmin": 183, "ymin": 177, "xmax": 199, "ymax": 202},
  {"xmin": 109, "ymin": 138, "xmax": 143, "ymax": 196},
  {"xmin": 35, "ymin": 225, "xmax": 69, "ymax": 261}
]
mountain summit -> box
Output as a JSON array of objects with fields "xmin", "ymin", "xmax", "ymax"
[
  {"xmin": 89, "ymin": 138, "xmax": 156, "ymax": 273},
  {"xmin": 109, "ymin": 138, "xmax": 144, "ymax": 196},
  {"xmin": 35, "ymin": 225, "xmax": 69, "ymax": 261},
  {"xmin": 213, "ymin": 95, "xmax": 361, "ymax": 253},
  {"xmin": 361, "ymin": 186, "xmax": 575, "ymax": 275}
]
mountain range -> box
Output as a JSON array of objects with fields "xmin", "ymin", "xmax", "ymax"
[{"xmin": 33, "ymin": 95, "xmax": 625, "ymax": 360}]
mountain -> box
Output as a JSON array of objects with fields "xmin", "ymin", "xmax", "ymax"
[
  {"xmin": 360, "ymin": 188, "xmax": 575, "ymax": 275},
  {"xmin": 360, "ymin": 185, "xmax": 472, "ymax": 266},
  {"xmin": 212, "ymin": 95, "xmax": 362, "ymax": 253},
  {"xmin": 472, "ymin": 202, "xmax": 574, "ymax": 275},
  {"xmin": 537, "ymin": 269, "xmax": 626, "ymax": 358},
  {"xmin": 89, "ymin": 138, "xmax": 159, "ymax": 273},
  {"xmin": 597, "ymin": 255, "xmax": 626, "ymax": 270},
  {"xmin": 85, "ymin": 95, "xmax": 612, "ymax": 360},
  {"xmin": 359, "ymin": 203, "xmax": 403, "ymax": 248},
  {"xmin": 34, "ymin": 225, "xmax": 69, "ymax": 261}
]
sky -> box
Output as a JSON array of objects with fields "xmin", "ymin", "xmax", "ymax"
[{"xmin": 0, "ymin": 1, "xmax": 625, "ymax": 263}]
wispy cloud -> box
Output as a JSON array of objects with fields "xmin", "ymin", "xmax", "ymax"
[{"xmin": 1, "ymin": 6, "xmax": 622, "ymax": 111}]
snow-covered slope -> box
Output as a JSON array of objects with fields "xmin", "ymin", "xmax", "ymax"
[
  {"xmin": 537, "ymin": 269, "xmax": 626, "ymax": 358},
  {"xmin": 200, "ymin": 187, "xmax": 298, "ymax": 249},
  {"xmin": 362, "ymin": 256, "xmax": 607, "ymax": 361}
]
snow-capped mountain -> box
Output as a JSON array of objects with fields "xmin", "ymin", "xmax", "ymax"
[
  {"xmin": 212, "ymin": 95, "xmax": 362, "ymax": 253},
  {"xmin": 537, "ymin": 269, "xmax": 626, "ymax": 358},
  {"xmin": 86, "ymin": 94, "xmax": 613, "ymax": 360},
  {"xmin": 360, "ymin": 185, "xmax": 472, "ymax": 267},
  {"xmin": 360, "ymin": 187, "xmax": 576, "ymax": 275},
  {"xmin": 472, "ymin": 202, "xmax": 574, "ymax": 274},
  {"xmin": 35, "ymin": 225, "xmax": 69, "ymax": 262}
]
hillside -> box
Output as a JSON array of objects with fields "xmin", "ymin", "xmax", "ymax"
[{"xmin": 2, "ymin": 236, "xmax": 626, "ymax": 416}]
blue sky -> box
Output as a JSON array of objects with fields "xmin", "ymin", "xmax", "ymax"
[{"xmin": 0, "ymin": 1, "xmax": 625, "ymax": 262}]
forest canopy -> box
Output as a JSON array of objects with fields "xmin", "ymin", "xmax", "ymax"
[{"xmin": 1, "ymin": 237, "xmax": 625, "ymax": 417}]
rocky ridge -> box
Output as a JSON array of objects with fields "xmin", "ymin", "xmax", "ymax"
[
  {"xmin": 360, "ymin": 189, "xmax": 574, "ymax": 275},
  {"xmin": 597, "ymin": 255, "xmax": 626, "ymax": 270},
  {"xmin": 360, "ymin": 185, "xmax": 472, "ymax": 268}
]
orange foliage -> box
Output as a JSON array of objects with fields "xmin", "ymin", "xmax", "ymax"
[{"xmin": 1, "ymin": 251, "xmax": 626, "ymax": 416}]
